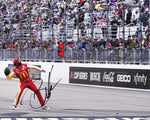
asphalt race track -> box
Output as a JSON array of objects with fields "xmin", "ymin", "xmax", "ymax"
[{"xmin": 0, "ymin": 78, "xmax": 150, "ymax": 119}]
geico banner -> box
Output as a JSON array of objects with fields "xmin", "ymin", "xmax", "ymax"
[{"xmin": 69, "ymin": 67, "xmax": 150, "ymax": 89}]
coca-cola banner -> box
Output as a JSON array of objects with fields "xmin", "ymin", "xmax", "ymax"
[{"xmin": 69, "ymin": 67, "xmax": 150, "ymax": 89}]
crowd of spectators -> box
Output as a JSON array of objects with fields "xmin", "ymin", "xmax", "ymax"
[{"xmin": 0, "ymin": 0, "xmax": 149, "ymax": 52}]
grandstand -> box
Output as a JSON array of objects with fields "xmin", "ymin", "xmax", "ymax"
[{"xmin": 0, "ymin": 0, "xmax": 149, "ymax": 64}]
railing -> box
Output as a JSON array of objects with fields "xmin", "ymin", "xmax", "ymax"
[
  {"xmin": 0, "ymin": 0, "xmax": 149, "ymax": 66},
  {"xmin": 1, "ymin": 48, "xmax": 150, "ymax": 65}
]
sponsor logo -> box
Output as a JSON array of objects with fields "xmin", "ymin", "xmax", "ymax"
[
  {"xmin": 90, "ymin": 72, "xmax": 101, "ymax": 82},
  {"xmin": 22, "ymin": 65, "xmax": 26, "ymax": 70},
  {"xmin": 134, "ymin": 73, "xmax": 147, "ymax": 86},
  {"xmin": 70, "ymin": 72, "xmax": 75, "ymax": 79},
  {"xmin": 70, "ymin": 72, "xmax": 88, "ymax": 80},
  {"xmin": 19, "ymin": 71, "xmax": 29, "ymax": 80},
  {"xmin": 117, "ymin": 74, "xmax": 131, "ymax": 83},
  {"xmin": 103, "ymin": 72, "xmax": 114, "ymax": 82},
  {"xmin": 15, "ymin": 69, "xmax": 19, "ymax": 74}
]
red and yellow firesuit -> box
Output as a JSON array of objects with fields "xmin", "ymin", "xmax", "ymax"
[{"xmin": 7, "ymin": 63, "xmax": 45, "ymax": 107}]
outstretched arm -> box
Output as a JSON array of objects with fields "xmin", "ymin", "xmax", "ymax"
[
  {"xmin": 4, "ymin": 67, "xmax": 15, "ymax": 79},
  {"xmin": 7, "ymin": 72, "xmax": 16, "ymax": 79},
  {"xmin": 27, "ymin": 64, "xmax": 46, "ymax": 72}
]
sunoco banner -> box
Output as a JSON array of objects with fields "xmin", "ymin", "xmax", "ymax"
[{"xmin": 69, "ymin": 67, "xmax": 150, "ymax": 89}]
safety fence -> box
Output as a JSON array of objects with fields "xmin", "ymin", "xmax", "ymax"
[
  {"xmin": 0, "ymin": 0, "xmax": 149, "ymax": 65},
  {"xmin": 0, "ymin": 48, "xmax": 150, "ymax": 65}
]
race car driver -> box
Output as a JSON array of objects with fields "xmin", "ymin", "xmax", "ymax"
[{"xmin": 5, "ymin": 58, "xmax": 49, "ymax": 110}]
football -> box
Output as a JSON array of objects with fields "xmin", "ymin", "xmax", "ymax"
[{"xmin": 4, "ymin": 67, "xmax": 10, "ymax": 76}]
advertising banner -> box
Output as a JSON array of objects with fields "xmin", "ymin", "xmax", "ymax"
[{"xmin": 69, "ymin": 67, "xmax": 150, "ymax": 89}]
